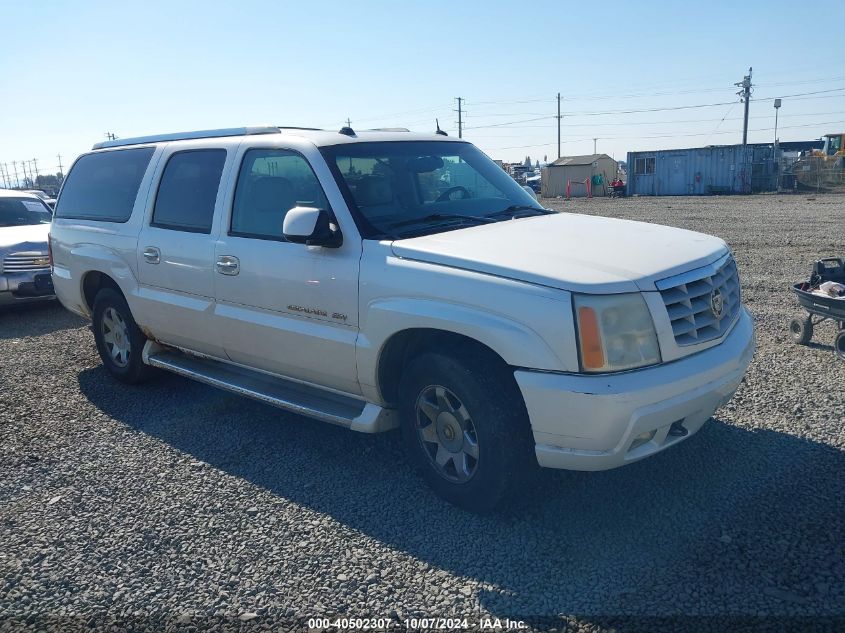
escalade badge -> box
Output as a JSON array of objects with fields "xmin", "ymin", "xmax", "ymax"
[{"xmin": 710, "ymin": 288, "xmax": 724, "ymax": 319}]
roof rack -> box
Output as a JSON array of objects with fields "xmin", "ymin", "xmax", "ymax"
[{"xmin": 91, "ymin": 126, "xmax": 283, "ymax": 150}]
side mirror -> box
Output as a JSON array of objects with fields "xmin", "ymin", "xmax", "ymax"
[
  {"xmin": 283, "ymin": 206, "xmax": 343, "ymax": 248},
  {"xmin": 522, "ymin": 185, "xmax": 538, "ymax": 201}
]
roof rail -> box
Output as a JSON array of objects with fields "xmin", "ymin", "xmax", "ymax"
[{"xmin": 91, "ymin": 126, "xmax": 281, "ymax": 150}]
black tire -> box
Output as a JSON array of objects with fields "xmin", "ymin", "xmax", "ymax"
[
  {"xmin": 835, "ymin": 330, "xmax": 845, "ymax": 361},
  {"xmin": 92, "ymin": 288, "xmax": 152, "ymax": 384},
  {"xmin": 789, "ymin": 315, "xmax": 813, "ymax": 345},
  {"xmin": 398, "ymin": 351, "xmax": 534, "ymax": 513}
]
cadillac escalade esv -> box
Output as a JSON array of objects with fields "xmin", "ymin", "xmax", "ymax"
[{"xmin": 50, "ymin": 126, "xmax": 755, "ymax": 511}]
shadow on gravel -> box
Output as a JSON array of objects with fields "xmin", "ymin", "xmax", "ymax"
[
  {"xmin": 0, "ymin": 301, "xmax": 85, "ymax": 340},
  {"xmin": 78, "ymin": 367, "xmax": 845, "ymax": 623}
]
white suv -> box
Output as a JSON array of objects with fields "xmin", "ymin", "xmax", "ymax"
[{"xmin": 50, "ymin": 126, "xmax": 754, "ymax": 511}]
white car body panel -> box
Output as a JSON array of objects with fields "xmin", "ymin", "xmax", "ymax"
[
  {"xmin": 211, "ymin": 138, "xmax": 363, "ymax": 394},
  {"xmin": 391, "ymin": 212, "xmax": 728, "ymax": 294},
  {"xmin": 134, "ymin": 140, "xmax": 240, "ymax": 358},
  {"xmin": 0, "ymin": 222, "xmax": 51, "ymax": 249},
  {"xmin": 522, "ymin": 308, "xmax": 755, "ymax": 469},
  {"xmin": 356, "ymin": 240, "xmax": 578, "ymax": 402}
]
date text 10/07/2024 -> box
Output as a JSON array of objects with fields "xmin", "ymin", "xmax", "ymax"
[{"xmin": 306, "ymin": 617, "xmax": 528, "ymax": 630}]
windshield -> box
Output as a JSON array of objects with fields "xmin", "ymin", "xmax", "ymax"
[
  {"xmin": 0, "ymin": 197, "xmax": 53, "ymax": 227},
  {"xmin": 321, "ymin": 141, "xmax": 544, "ymax": 238}
]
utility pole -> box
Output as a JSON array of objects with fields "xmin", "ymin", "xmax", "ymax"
[
  {"xmin": 57, "ymin": 154, "xmax": 64, "ymax": 176},
  {"xmin": 556, "ymin": 92, "xmax": 562, "ymax": 159},
  {"xmin": 12, "ymin": 161, "xmax": 19, "ymax": 188},
  {"xmin": 345, "ymin": 118, "xmax": 351, "ymax": 128},
  {"xmin": 455, "ymin": 97, "xmax": 463, "ymax": 139},
  {"xmin": 773, "ymin": 98, "xmax": 782, "ymax": 192},
  {"xmin": 32, "ymin": 158, "xmax": 39, "ymax": 182},
  {"xmin": 735, "ymin": 67, "xmax": 753, "ymax": 146},
  {"xmin": 593, "ymin": 138, "xmax": 597, "ymax": 154},
  {"xmin": 105, "ymin": 132, "xmax": 116, "ymax": 141},
  {"xmin": 0, "ymin": 164, "xmax": 8, "ymax": 188}
]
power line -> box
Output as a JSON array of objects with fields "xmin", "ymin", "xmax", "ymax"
[
  {"xmin": 344, "ymin": 103, "xmax": 452, "ymax": 125},
  {"xmin": 462, "ymin": 86, "xmax": 845, "ymax": 131},
  {"xmin": 468, "ymin": 110, "xmax": 845, "ymax": 134},
  {"xmin": 466, "ymin": 74, "xmax": 845, "ymax": 107},
  {"xmin": 484, "ymin": 119, "xmax": 845, "ymax": 151},
  {"xmin": 465, "ymin": 116, "xmax": 553, "ymax": 130}
]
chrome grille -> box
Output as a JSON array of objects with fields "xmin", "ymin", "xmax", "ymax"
[
  {"xmin": 2, "ymin": 252, "xmax": 51, "ymax": 273},
  {"xmin": 658, "ymin": 256, "xmax": 740, "ymax": 346}
]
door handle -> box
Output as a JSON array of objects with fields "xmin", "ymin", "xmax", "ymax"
[
  {"xmin": 216, "ymin": 255, "xmax": 240, "ymax": 276},
  {"xmin": 142, "ymin": 246, "xmax": 160, "ymax": 264}
]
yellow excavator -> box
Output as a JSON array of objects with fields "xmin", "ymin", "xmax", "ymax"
[{"xmin": 793, "ymin": 133, "xmax": 845, "ymax": 189}]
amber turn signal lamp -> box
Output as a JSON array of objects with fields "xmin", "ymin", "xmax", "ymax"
[{"xmin": 577, "ymin": 306, "xmax": 604, "ymax": 370}]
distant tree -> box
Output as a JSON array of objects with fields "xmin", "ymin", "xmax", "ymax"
[
  {"xmin": 35, "ymin": 174, "xmax": 61, "ymax": 195},
  {"xmin": 523, "ymin": 156, "xmax": 531, "ymax": 169}
]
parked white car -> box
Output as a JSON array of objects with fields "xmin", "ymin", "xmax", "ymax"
[
  {"xmin": 50, "ymin": 126, "xmax": 754, "ymax": 511},
  {"xmin": 23, "ymin": 189, "xmax": 57, "ymax": 209},
  {"xmin": 0, "ymin": 189, "xmax": 54, "ymax": 306}
]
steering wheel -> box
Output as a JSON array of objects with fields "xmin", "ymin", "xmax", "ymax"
[{"xmin": 435, "ymin": 186, "xmax": 471, "ymax": 202}]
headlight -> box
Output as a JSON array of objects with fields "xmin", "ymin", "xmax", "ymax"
[{"xmin": 573, "ymin": 293, "xmax": 661, "ymax": 372}]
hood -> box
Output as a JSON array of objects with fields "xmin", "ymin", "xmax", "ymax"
[
  {"xmin": 391, "ymin": 212, "xmax": 728, "ymax": 293},
  {"xmin": 0, "ymin": 223, "xmax": 51, "ymax": 251}
]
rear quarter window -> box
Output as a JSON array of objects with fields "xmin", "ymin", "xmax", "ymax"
[{"xmin": 55, "ymin": 147, "xmax": 155, "ymax": 222}]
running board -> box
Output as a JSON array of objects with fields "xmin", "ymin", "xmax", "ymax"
[{"xmin": 142, "ymin": 343, "xmax": 397, "ymax": 433}]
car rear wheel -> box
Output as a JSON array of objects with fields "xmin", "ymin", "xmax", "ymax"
[
  {"xmin": 398, "ymin": 350, "xmax": 534, "ymax": 512},
  {"xmin": 92, "ymin": 288, "xmax": 152, "ymax": 384}
]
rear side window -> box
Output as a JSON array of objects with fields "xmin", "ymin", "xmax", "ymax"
[
  {"xmin": 55, "ymin": 147, "xmax": 155, "ymax": 222},
  {"xmin": 151, "ymin": 149, "xmax": 226, "ymax": 234}
]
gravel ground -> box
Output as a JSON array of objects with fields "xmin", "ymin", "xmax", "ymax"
[{"xmin": 1, "ymin": 194, "xmax": 843, "ymax": 632}]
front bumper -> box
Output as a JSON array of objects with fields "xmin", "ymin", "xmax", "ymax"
[
  {"xmin": 516, "ymin": 307, "xmax": 755, "ymax": 471},
  {"xmin": 0, "ymin": 271, "xmax": 55, "ymax": 306}
]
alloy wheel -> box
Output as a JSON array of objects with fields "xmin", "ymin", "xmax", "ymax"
[
  {"xmin": 414, "ymin": 385, "xmax": 479, "ymax": 483},
  {"xmin": 101, "ymin": 307, "xmax": 131, "ymax": 368}
]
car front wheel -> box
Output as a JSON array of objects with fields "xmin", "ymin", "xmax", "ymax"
[{"xmin": 398, "ymin": 351, "xmax": 534, "ymax": 512}]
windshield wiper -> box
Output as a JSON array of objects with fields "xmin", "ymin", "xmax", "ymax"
[
  {"xmin": 486, "ymin": 204, "xmax": 553, "ymax": 219},
  {"xmin": 389, "ymin": 213, "xmax": 497, "ymax": 229}
]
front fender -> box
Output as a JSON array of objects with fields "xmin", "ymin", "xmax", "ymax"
[{"xmin": 357, "ymin": 297, "xmax": 576, "ymax": 401}]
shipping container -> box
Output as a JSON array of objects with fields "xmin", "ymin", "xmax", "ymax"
[{"xmin": 626, "ymin": 144, "xmax": 778, "ymax": 196}]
